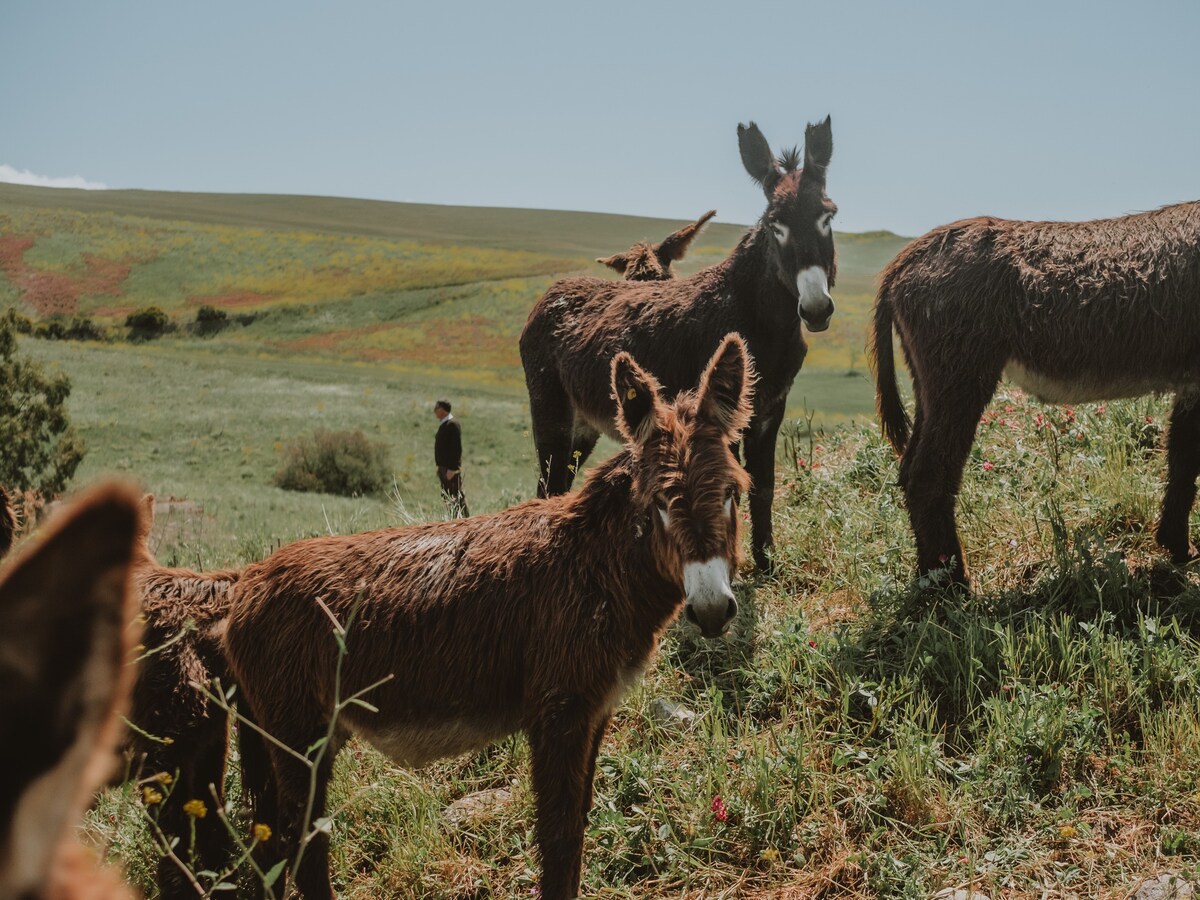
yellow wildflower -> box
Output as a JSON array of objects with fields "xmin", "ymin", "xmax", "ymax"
[
  {"xmin": 142, "ymin": 787, "xmax": 164, "ymax": 806},
  {"xmin": 252, "ymin": 823, "xmax": 272, "ymax": 842},
  {"xmin": 152, "ymin": 772, "xmax": 174, "ymax": 785},
  {"xmin": 1058, "ymin": 824, "xmax": 1078, "ymax": 839},
  {"xmin": 182, "ymin": 799, "xmax": 207, "ymax": 819},
  {"xmin": 759, "ymin": 847, "xmax": 781, "ymax": 863}
]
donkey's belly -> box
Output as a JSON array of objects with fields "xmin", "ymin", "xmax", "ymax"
[
  {"xmin": 351, "ymin": 716, "xmax": 515, "ymax": 769},
  {"xmin": 1004, "ymin": 361, "xmax": 1175, "ymax": 405}
]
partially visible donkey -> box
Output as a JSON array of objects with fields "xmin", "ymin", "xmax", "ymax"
[
  {"xmin": 224, "ymin": 335, "xmax": 755, "ymax": 900},
  {"xmin": 123, "ymin": 495, "xmax": 242, "ymax": 900},
  {"xmin": 596, "ymin": 209, "xmax": 716, "ymax": 281},
  {"xmin": 522, "ymin": 118, "xmax": 837, "ymax": 571},
  {"xmin": 874, "ymin": 201, "xmax": 1200, "ymax": 585},
  {"xmin": 0, "ymin": 483, "xmax": 142, "ymax": 900}
]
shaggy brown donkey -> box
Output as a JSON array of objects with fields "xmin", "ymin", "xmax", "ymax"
[
  {"xmin": 224, "ymin": 334, "xmax": 755, "ymax": 900},
  {"xmin": 123, "ymin": 496, "xmax": 241, "ymax": 899},
  {"xmin": 522, "ymin": 117, "xmax": 836, "ymax": 571},
  {"xmin": 874, "ymin": 201, "xmax": 1200, "ymax": 585},
  {"xmin": 596, "ymin": 209, "xmax": 717, "ymax": 281},
  {"xmin": 0, "ymin": 483, "xmax": 141, "ymax": 900}
]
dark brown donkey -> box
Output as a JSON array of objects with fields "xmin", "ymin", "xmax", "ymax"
[
  {"xmin": 223, "ymin": 335, "xmax": 755, "ymax": 900},
  {"xmin": 873, "ymin": 201, "xmax": 1200, "ymax": 585},
  {"xmin": 123, "ymin": 495, "xmax": 242, "ymax": 899},
  {"xmin": 596, "ymin": 209, "xmax": 717, "ymax": 281},
  {"xmin": 521, "ymin": 117, "xmax": 836, "ymax": 571},
  {"xmin": 0, "ymin": 483, "xmax": 141, "ymax": 900}
]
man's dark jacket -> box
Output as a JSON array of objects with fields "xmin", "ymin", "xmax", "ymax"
[{"xmin": 435, "ymin": 416, "xmax": 462, "ymax": 470}]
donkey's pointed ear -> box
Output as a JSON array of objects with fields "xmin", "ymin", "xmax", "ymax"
[
  {"xmin": 656, "ymin": 209, "xmax": 717, "ymax": 264},
  {"xmin": 597, "ymin": 253, "xmax": 629, "ymax": 275},
  {"xmin": 697, "ymin": 333, "xmax": 756, "ymax": 438},
  {"xmin": 612, "ymin": 352, "xmax": 665, "ymax": 447},
  {"xmin": 0, "ymin": 482, "xmax": 140, "ymax": 893},
  {"xmin": 804, "ymin": 115, "xmax": 833, "ymax": 184},
  {"xmin": 738, "ymin": 122, "xmax": 781, "ymax": 198}
]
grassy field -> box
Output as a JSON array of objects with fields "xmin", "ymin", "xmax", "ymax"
[{"xmin": 5, "ymin": 186, "xmax": 1199, "ymax": 897}]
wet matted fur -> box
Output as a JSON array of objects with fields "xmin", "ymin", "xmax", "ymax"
[
  {"xmin": 223, "ymin": 335, "xmax": 755, "ymax": 900},
  {"xmin": 873, "ymin": 201, "xmax": 1200, "ymax": 584},
  {"xmin": 521, "ymin": 118, "xmax": 836, "ymax": 571}
]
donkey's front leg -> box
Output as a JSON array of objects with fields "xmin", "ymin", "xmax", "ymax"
[
  {"xmin": 743, "ymin": 404, "xmax": 785, "ymax": 573},
  {"xmin": 528, "ymin": 702, "xmax": 606, "ymax": 900}
]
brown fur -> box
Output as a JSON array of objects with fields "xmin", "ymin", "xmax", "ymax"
[
  {"xmin": 223, "ymin": 336, "xmax": 755, "ymax": 900},
  {"xmin": 0, "ymin": 482, "xmax": 142, "ymax": 900},
  {"xmin": 873, "ymin": 201, "xmax": 1200, "ymax": 583},
  {"xmin": 522, "ymin": 118, "xmax": 836, "ymax": 571},
  {"xmin": 596, "ymin": 209, "xmax": 717, "ymax": 281},
  {"xmin": 122, "ymin": 496, "xmax": 241, "ymax": 899}
]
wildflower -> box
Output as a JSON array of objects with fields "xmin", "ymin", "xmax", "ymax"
[
  {"xmin": 182, "ymin": 799, "xmax": 207, "ymax": 819},
  {"xmin": 1008, "ymin": 539, "xmax": 1018, "ymax": 548},
  {"xmin": 797, "ymin": 458, "xmax": 807, "ymax": 469},
  {"xmin": 252, "ymin": 822, "xmax": 272, "ymax": 842},
  {"xmin": 151, "ymin": 772, "xmax": 174, "ymax": 786},
  {"xmin": 938, "ymin": 554, "xmax": 949, "ymax": 564},
  {"xmin": 760, "ymin": 847, "xmax": 781, "ymax": 863},
  {"xmin": 162, "ymin": 737, "xmax": 174, "ymax": 746},
  {"xmin": 1146, "ymin": 415, "xmax": 1154, "ymax": 424},
  {"xmin": 814, "ymin": 445, "xmax": 824, "ymax": 453},
  {"xmin": 1058, "ymin": 824, "xmax": 1078, "ymax": 839},
  {"xmin": 982, "ymin": 461, "xmax": 994, "ymax": 471},
  {"xmin": 142, "ymin": 787, "xmax": 164, "ymax": 806},
  {"xmin": 711, "ymin": 796, "xmax": 728, "ymax": 824},
  {"xmin": 1096, "ymin": 405, "xmax": 1106, "ymax": 415},
  {"xmin": 808, "ymin": 640, "xmax": 817, "ymax": 649}
]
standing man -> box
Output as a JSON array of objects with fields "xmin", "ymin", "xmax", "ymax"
[{"xmin": 433, "ymin": 399, "xmax": 469, "ymax": 518}]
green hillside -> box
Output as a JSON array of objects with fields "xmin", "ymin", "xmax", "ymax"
[{"xmin": 0, "ymin": 183, "xmax": 909, "ymax": 412}]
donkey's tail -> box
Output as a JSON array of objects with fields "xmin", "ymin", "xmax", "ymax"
[{"xmin": 872, "ymin": 286, "xmax": 911, "ymax": 454}]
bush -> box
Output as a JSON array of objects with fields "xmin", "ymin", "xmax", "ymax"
[
  {"xmin": 273, "ymin": 428, "xmax": 391, "ymax": 496},
  {"xmin": 195, "ymin": 305, "xmax": 228, "ymax": 324},
  {"xmin": 0, "ymin": 309, "xmax": 86, "ymax": 496},
  {"xmin": 125, "ymin": 306, "xmax": 169, "ymax": 337}
]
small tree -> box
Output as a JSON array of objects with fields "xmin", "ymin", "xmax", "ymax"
[{"xmin": 0, "ymin": 309, "xmax": 86, "ymax": 496}]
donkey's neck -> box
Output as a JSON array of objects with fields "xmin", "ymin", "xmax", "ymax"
[
  {"xmin": 565, "ymin": 454, "xmax": 684, "ymax": 634},
  {"xmin": 719, "ymin": 225, "xmax": 795, "ymax": 322}
]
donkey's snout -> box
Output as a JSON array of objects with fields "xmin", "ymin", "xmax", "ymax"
[
  {"xmin": 684, "ymin": 590, "xmax": 737, "ymax": 638},
  {"xmin": 683, "ymin": 558, "xmax": 737, "ymax": 639}
]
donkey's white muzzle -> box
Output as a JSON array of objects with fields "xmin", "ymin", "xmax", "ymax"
[
  {"xmin": 796, "ymin": 265, "xmax": 834, "ymax": 332},
  {"xmin": 683, "ymin": 558, "xmax": 737, "ymax": 638}
]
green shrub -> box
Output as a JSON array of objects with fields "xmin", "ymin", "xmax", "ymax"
[
  {"xmin": 273, "ymin": 428, "xmax": 391, "ymax": 496},
  {"xmin": 195, "ymin": 304, "xmax": 228, "ymax": 324},
  {"xmin": 125, "ymin": 306, "xmax": 169, "ymax": 337},
  {"xmin": 0, "ymin": 309, "xmax": 85, "ymax": 496}
]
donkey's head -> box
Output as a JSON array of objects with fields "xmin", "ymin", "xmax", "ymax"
[
  {"xmin": 738, "ymin": 116, "xmax": 836, "ymax": 331},
  {"xmin": 613, "ymin": 333, "xmax": 754, "ymax": 637},
  {"xmin": 597, "ymin": 210, "xmax": 718, "ymax": 282}
]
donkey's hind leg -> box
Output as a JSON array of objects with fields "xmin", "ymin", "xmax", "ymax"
[
  {"xmin": 528, "ymin": 374, "xmax": 576, "ymax": 498},
  {"xmin": 253, "ymin": 716, "xmax": 339, "ymax": 900},
  {"xmin": 1156, "ymin": 389, "xmax": 1200, "ymax": 563},
  {"xmin": 902, "ymin": 359, "xmax": 1002, "ymax": 586}
]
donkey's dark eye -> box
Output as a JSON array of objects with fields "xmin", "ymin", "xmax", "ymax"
[
  {"xmin": 654, "ymin": 492, "xmax": 670, "ymax": 511},
  {"xmin": 770, "ymin": 223, "xmax": 790, "ymax": 244}
]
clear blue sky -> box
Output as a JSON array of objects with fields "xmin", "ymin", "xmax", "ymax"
[{"xmin": 4, "ymin": 0, "xmax": 1197, "ymax": 235}]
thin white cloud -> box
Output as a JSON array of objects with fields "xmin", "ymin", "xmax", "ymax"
[{"xmin": 0, "ymin": 164, "xmax": 107, "ymax": 190}]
